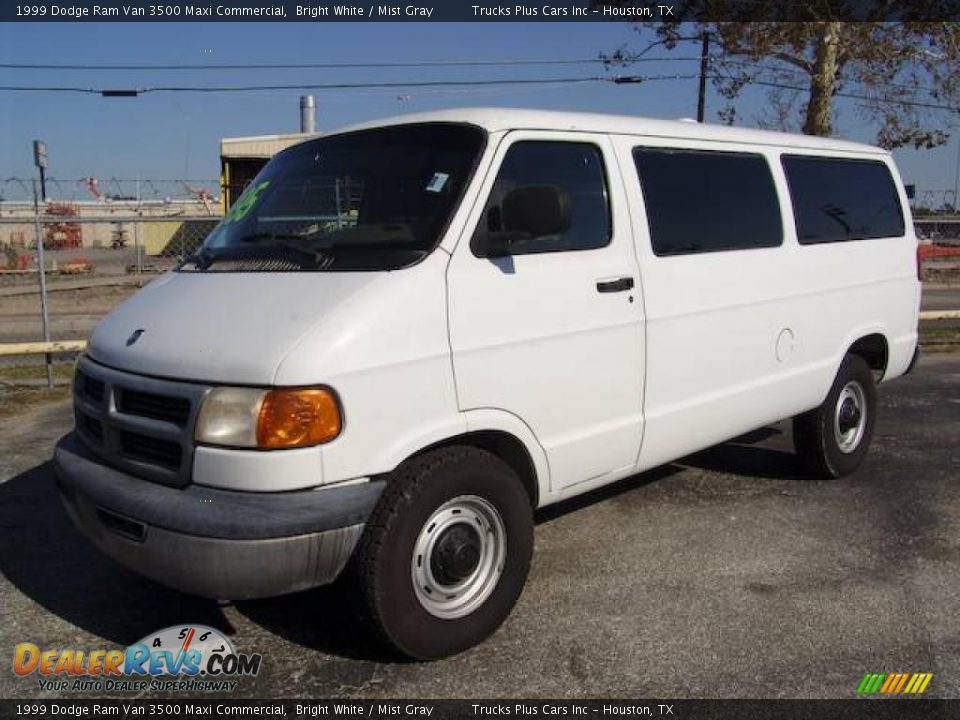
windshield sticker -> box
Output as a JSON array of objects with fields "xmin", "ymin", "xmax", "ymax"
[
  {"xmin": 425, "ymin": 172, "xmax": 449, "ymax": 193},
  {"xmin": 224, "ymin": 180, "xmax": 270, "ymax": 224}
]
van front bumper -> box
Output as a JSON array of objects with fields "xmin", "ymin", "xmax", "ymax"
[{"xmin": 54, "ymin": 432, "xmax": 384, "ymax": 600}]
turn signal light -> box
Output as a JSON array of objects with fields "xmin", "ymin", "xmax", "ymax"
[{"xmin": 256, "ymin": 387, "xmax": 341, "ymax": 448}]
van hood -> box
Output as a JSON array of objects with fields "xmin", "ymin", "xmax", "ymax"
[{"xmin": 87, "ymin": 271, "xmax": 382, "ymax": 384}]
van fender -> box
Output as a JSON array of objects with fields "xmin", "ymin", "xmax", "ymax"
[
  {"xmin": 821, "ymin": 321, "xmax": 889, "ymax": 400},
  {"xmin": 462, "ymin": 408, "xmax": 551, "ymax": 502},
  {"xmin": 371, "ymin": 415, "xmax": 470, "ymax": 477},
  {"xmin": 371, "ymin": 408, "xmax": 549, "ymax": 504}
]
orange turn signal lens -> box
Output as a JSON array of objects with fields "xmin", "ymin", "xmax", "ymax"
[{"xmin": 256, "ymin": 387, "xmax": 341, "ymax": 449}]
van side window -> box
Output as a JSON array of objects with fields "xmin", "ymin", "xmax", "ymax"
[
  {"xmin": 471, "ymin": 141, "xmax": 610, "ymax": 256},
  {"xmin": 633, "ymin": 148, "xmax": 783, "ymax": 256},
  {"xmin": 782, "ymin": 156, "xmax": 905, "ymax": 244}
]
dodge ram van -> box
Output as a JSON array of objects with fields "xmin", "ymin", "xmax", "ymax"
[{"xmin": 55, "ymin": 109, "xmax": 921, "ymax": 659}]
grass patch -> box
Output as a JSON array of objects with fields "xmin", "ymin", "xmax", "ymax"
[
  {"xmin": 0, "ymin": 362, "xmax": 74, "ymax": 384},
  {"xmin": 920, "ymin": 319, "xmax": 960, "ymax": 352},
  {"xmin": 0, "ymin": 386, "xmax": 71, "ymax": 418}
]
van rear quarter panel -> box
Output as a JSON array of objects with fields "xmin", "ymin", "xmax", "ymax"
[{"xmin": 613, "ymin": 135, "xmax": 919, "ymax": 471}]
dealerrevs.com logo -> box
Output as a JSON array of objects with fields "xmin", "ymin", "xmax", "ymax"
[{"xmin": 13, "ymin": 625, "xmax": 261, "ymax": 693}]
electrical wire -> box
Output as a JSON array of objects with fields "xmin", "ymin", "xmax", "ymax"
[
  {"xmin": 0, "ymin": 57, "xmax": 699, "ymax": 71},
  {"xmin": 0, "ymin": 76, "xmax": 607, "ymax": 94},
  {"xmin": 0, "ymin": 72, "xmax": 955, "ymax": 112}
]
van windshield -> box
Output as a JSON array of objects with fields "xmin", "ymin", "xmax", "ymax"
[{"xmin": 185, "ymin": 123, "xmax": 486, "ymax": 272}]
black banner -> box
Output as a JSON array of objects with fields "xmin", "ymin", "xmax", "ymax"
[
  {"xmin": 3, "ymin": 0, "xmax": 960, "ymax": 23},
  {"xmin": 1, "ymin": 700, "xmax": 959, "ymax": 720}
]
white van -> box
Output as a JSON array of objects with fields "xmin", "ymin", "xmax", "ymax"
[{"xmin": 56, "ymin": 109, "xmax": 920, "ymax": 659}]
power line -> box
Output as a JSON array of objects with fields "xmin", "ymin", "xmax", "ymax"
[
  {"xmin": 0, "ymin": 74, "xmax": 714, "ymax": 95},
  {"xmin": 6, "ymin": 51, "xmax": 945, "ymax": 99},
  {"xmin": 0, "ymin": 57, "xmax": 699, "ymax": 71},
  {"xmin": 0, "ymin": 76, "xmax": 608, "ymax": 94},
  {"xmin": 747, "ymin": 78, "xmax": 960, "ymax": 113},
  {"xmin": 1, "ymin": 73, "xmax": 956, "ymax": 113},
  {"xmin": 718, "ymin": 57, "xmax": 944, "ymax": 96}
]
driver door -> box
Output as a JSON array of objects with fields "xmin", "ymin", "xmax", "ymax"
[{"xmin": 447, "ymin": 131, "xmax": 645, "ymax": 492}]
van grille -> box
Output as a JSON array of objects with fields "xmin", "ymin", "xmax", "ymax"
[
  {"xmin": 77, "ymin": 372, "xmax": 105, "ymax": 403},
  {"xmin": 77, "ymin": 411, "xmax": 104, "ymax": 443},
  {"xmin": 117, "ymin": 389, "xmax": 191, "ymax": 426},
  {"xmin": 72, "ymin": 358, "xmax": 209, "ymax": 487},
  {"xmin": 119, "ymin": 431, "xmax": 183, "ymax": 470}
]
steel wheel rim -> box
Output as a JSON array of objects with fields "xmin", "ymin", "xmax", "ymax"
[
  {"xmin": 411, "ymin": 494, "xmax": 507, "ymax": 619},
  {"xmin": 834, "ymin": 380, "xmax": 867, "ymax": 454}
]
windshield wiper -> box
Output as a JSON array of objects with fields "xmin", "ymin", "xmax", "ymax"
[
  {"xmin": 238, "ymin": 232, "xmax": 331, "ymax": 268},
  {"xmin": 182, "ymin": 246, "xmax": 214, "ymax": 270}
]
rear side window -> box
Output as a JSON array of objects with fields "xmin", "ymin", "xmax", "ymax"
[
  {"xmin": 782, "ymin": 156, "xmax": 905, "ymax": 244},
  {"xmin": 471, "ymin": 141, "xmax": 610, "ymax": 256},
  {"xmin": 633, "ymin": 148, "xmax": 782, "ymax": 256}
]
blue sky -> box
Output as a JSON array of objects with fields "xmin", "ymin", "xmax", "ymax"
[{"xmin": 0, "ymin": 22, "xmax": 956, "ymax": 203}]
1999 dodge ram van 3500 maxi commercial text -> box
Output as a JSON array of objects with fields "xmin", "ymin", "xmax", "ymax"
[{"xmin": 55, "ymin": 109, "xmax": 921, "ymax": 659}]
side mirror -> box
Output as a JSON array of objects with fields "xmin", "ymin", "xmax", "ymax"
[
  {"xmin": 473, "ymin": 184, "xmax": 572, "ymax": 258},
  {"xmin": 502, "ymin": 184, "xmax": 571, "ymax": 237},
  {"xmin": 905, "ymin": 184, "xmax": 916, "ymax": 200}
]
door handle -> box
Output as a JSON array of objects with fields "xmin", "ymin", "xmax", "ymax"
[{"xmin": 596, "ymin": 277, "xmax": 634, "ymax": 293}]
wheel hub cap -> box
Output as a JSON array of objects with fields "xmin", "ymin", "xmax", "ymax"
[
  {"xmin": 834, "ymin": 381, "xmax": 867, "ymax": 454},
  {"xmin": 837, "ymin": 398, "xmax": 862, "ymax": 434},
  {"xmin": 430, "ymin": 524, "xmax": 482, "ymax": 585},
  {"xmin": 411, "ymin": 495, "xmax": 507, "ymax": 619}
]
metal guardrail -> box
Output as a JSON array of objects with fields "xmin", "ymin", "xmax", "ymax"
[
  {"xmin": 0, "ymin": 340, "xmax": 87, "ymax": 357},
  {"xmin": 2, "ymin": 311, "xmax": 959, "ymax": 359}
]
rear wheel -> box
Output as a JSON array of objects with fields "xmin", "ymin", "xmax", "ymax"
[
  {"xmin": 352, "ymin": 446, "xmax": 533, "ymax": 660},
  {"xmin": 793, "ymin": 354, "xmax": 877, "ymax": 478}
]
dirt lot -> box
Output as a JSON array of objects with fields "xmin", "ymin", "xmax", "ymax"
[
  {"xmin": 0, "ymin": 355, "xmax": 957, "ymax": 700},
  {"xmin": 0, "ymin": 281, "xmax": 143, "ymax": 344}
]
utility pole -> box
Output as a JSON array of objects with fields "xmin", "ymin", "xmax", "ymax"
[
  {"xmin": 32, "ymin": 141, "xmax": 53, "ymax": 388},
  {"xmin": 32, "ymin": 180, "xmax": 53, "ymax": 389},
  {"xmin": 697, "ymin": 32, "xmax": 710, "ymax": 123},
  {"xmin": 953, "ymin": 136, "xmax": 960, "ymax": 213}
]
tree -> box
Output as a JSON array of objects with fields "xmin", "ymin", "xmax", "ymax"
[{"xmin": 603, "ymin": 2, "xmax": 960, "ymax": 149}]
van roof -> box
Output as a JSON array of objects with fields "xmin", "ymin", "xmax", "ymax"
[{"xmin": 318, "ymin": 107, "xmax": 886, "ymax": 155}]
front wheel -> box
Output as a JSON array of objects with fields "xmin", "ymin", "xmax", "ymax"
[
  {"xmin": 352, "ymin": 446, "xmax": 533, "ymax": 660},
  {"xmin": 793, "ymin": 354, "xmax": 877, "ymax": 478}
]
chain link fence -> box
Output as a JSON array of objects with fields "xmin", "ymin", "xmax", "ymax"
[
  {"xmin": 1, "ymin": 202, "xmax": 959, "ymax": 395},
  {"xmin": 0, "ymin": 211, "xmax": 220, "ymax": 392}
]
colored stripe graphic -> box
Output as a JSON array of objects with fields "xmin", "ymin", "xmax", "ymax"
[
  {"xmin": 857, "ymin": 672, "xmax": 933, "ymax": 695},
  {"xmin": 856, "ymin": 674, "xmax": 875, "ymax": 693},
  {"xmin": 892, "ymin": 673, "xmax": 909, "ymax": 693}
]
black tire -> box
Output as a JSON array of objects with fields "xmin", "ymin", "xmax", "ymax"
[
  {"xmin": 793, "ymin": 354, "xmax": 877, "ymax": 478},
  {"xmin": 352, "ymin": 446, "xmax": 533, "ymax": 660}
]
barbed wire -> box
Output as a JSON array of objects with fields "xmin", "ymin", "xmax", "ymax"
[
  {"xmin": 0, "ymin": 178, "xmax": 220, "ymax": 203},
  {"xmin": 914, "ymin": 189, "xmax": 960, "ymax": 211},
  {"xmin": 3, "ymin": 177, "xmax": 958, "ymax": 209}
]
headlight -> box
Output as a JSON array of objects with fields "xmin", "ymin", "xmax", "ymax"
[{"xmin": 195, "ymin": 386, "xmax": 341, "ymax": 449}]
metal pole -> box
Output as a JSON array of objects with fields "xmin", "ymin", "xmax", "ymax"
[
  {"xmin": 135, "ymin": 176, "xmax": 143, "ymax": 274},
  {"xmin": 39, "ymin": 166, "xmax": 47, "ymax": 202},
  {"xmin": 697, "ymin": 32, "xmax": 710, "ymax": 123},
  {"xmin": 300, "ymin": 95, "xmax": 316, "ymax": 133},
  {"xmin": 953, "ymin": 137, "xmax": 960, "ymax": 214},
  {"xmin": 335, "ymin": 179, "xmax": 343, "ymax": 228},
  {"xmin": 32, "ymin": 180, "xmax": 53, "ymax": 389}
]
